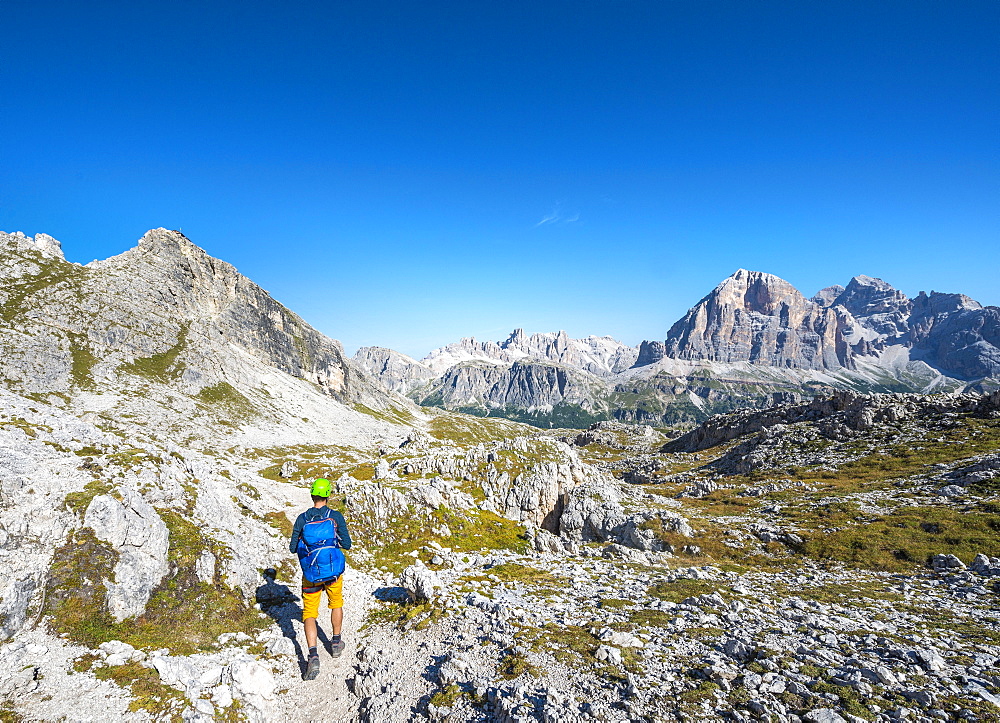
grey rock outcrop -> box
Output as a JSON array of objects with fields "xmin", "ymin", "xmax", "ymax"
[
  {"xmin": 634, "ymin": 340, "xmax": 666, "ymax": 367},
  {"xmin": 910, "ymin": 291, "xmax": 1000, "ymax": 379},
  {"xmin": 84, "ymin": 489, "xmax": 170, "ymax": 620},
  {"xmin": 418, "ymin": 359, "xmax": 608, "ymax": 424},
  {"xmin": 811, "ymin": 285, "xmax": 845, "ymax": 308},
  {"xmin": 833, "ymin": 274, "xmax": 911, "ymax": 342},
  {"xmin": 666, "ymin": 389, "xmax": 1000, "ymax": 453},
  {"xmin": 0, "ymin": 228, "xmax": 393, "ymax": 409},
  {"xmin": 482, "ymin": 455, "xmax": 596, "ymax": 532},
  {"xmin": 400, "ymin": 561, "xmax": 443, "ymax": 602},
  {"xmin": 352, "ymin": 346, "xmax": 436, "ymax": 395},
  {"xmin": 558, "ymin": 480, "xmax": 693, "ymax": 550},
  {"xmin": 661, "ymin": 269, "xmax": 855, "ymax": 370},
  {"xmin": 421, "ymin": 329, "xmax": 638, "ymax": 377}
]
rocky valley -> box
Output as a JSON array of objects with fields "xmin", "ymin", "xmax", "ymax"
[{"xmin": 0, "ymin": 229, "xmax": 998, "ymax": 723}]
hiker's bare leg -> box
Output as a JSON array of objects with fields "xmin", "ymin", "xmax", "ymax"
[
  {"xmin": 305, "ymin": 617, "xmax": 318, "ymax": 649},
  {"xmin": 331, "ymin": 607, "xmax": 343, "ymax": 636}
]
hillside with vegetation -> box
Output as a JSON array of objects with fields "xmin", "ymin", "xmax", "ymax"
[{"xmin": 0, "ymin": 230, "xmax": 998, "ymax": 722}]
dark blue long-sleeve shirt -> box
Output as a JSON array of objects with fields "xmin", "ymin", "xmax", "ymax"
[{"xmin": 289, "ymin": 507, "xmax": 352, "ymax": 554}]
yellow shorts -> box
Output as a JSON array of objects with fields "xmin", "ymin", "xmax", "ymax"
[{"xmin": 301, "ymin": 576, "xmax": 343, "ymax": 619}]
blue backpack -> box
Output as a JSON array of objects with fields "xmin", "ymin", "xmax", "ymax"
[{"xmin": 296, "ymin": 508, "xmax": 346, "ymax": 584}]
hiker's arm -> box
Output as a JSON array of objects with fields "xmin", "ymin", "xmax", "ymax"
[
  {"xmin": 333, "ymin": 511, "xmax": 352, "ymax": 550},
  {"xmin": 289, "ymin": 514, "xmax": 305, "ymax": 554}
]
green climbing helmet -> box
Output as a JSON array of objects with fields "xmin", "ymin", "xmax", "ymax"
[{"xmin": 310, "ymin": 477, "xmax": 332, "ymax": 498}]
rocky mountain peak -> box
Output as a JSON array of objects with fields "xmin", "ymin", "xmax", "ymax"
[
  {"xmin": 1, "ymin": 230, "xmax": 66, "ymax": 262},
  {"xmin": 505, "ymin": 328, "xmax": 527, "ymax": 346},
  {"xmin": 833, "ymin": 275, "xmax": 910, "ymax": 317},
  {"xmin": 0, "ymin": 228, "xmax": 393, "ymax": 407},
  {"xmin": 88, "ymin": 228, "xmax": 228, "ymax": 281},
  {"xmin": 811, "ymin": 285, "xmax": 845, "ymax": 308},
  {"xmin": 352, "ymin": 346, "xmax": 436, "ymax": 395},
  {"xmin": 913, "ymin": 290, "xmax": 983, "ymax": 315},
  {"xmin": 138, "ymin": 227, "xmax": 192, "ymax": 248},
  {"xmin": 32, "ymin": 233, "xmax": 64, "ymax": 260},
  {"xmin": 712, "ymin": 269, "xmax": 807, "ymax": 315},
  {"xmin": 662, "ymin": 269, "xmax": 849, "ymax": 370}
]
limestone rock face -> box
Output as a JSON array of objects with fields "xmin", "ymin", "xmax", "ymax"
[
  {"xmin": 662, "ymin": 269, "xmax": 854, "ymax": 370},
  {"xmin": 645, "ymin": 269, "xmax": 1000, "ymax": 386},
  {"xmin": 421, "ymin": 328, "xmax": 638, "ymax": 377},
  {"xmin": 355, "ymin": 268, "xmax": 998, "ymax": 427},
  {"xmin": 834, "ymin": 275, "xmax": 910, "ymax": 318},
  {"xmin": 833, "ymin": 275, "xmax": 912, "ymax": 342},
  {"xmin": 481, "ymin": 453, "xmax": 597, "ymax": 532},
  {"xmin": 420, "ymin": 359, "xmax": 606, "ymax": 418},
  {"xmin": 634, "ymin": 340, "xmax": 666, "ymax": 367},
  {"xmin": 400, "ymin": 560, "xmax": 443, "ymax": 602},
  {"xmin": 0, "ymin": 228, "xmax": 389, "ymax": 407},
  {"xmin": 811, "ymin": 285, "xmax": 845, "ymax": 308},
  {"xmin": 910, "ymin": 292, "xmax": 1000, "ymax": 379},
  {"xmin": 84, "ymin": 489, "xmax": 170, "ymax": 621},
  {"xmin": 352, "ymin": 346, "xmax": 436, "ymax": 395}
]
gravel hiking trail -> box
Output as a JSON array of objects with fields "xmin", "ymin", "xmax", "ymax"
[{"xmin": 272, "ymin": 567, "xmax": 380, "ymax": 722}]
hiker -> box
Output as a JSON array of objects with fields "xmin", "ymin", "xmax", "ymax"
[{"xmin": 289, "ymin": 477, "xmax": 352, "ymax": 680}]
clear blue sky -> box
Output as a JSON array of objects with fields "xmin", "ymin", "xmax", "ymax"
[{"xmin": 4, "ymin": 1, "xmax": 997, "ymax": 358}]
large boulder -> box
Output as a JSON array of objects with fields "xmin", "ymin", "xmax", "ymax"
[
  {"xmin": 84, "ymin": 488, "xmax": 169, "ymax": 620},
  {"xmin": 399, "ymin": 561, "xmax": 443, "ymax": 602}
]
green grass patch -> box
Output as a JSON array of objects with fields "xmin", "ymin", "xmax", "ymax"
[
  {"xmin": 427, "ymin": 413, "xmax": 529, "ymax": 445},
  {"xmin": 896, "ymin": 604, "xmax": 1000, "ymax": 646},
  {"xmin": 599, "ymin": 598, "xmax": 633, "ymax": 610},
  {"xmin": 119, "ymin": 323, "xmax": 189, "ymax": 381},
  {"xmin": 487, "ymin": 563, "xmax": 561, "ymax": 587},
  {"xmin": 196, "ymin": 382, "xmax": 258, "ymax": 421},
  {"xmin": 937, "ymin": 696, "xmax": 1000, "ymax": 720},
  {"xmin": 363, "ymin": 507, "xmax": 528, "ymax": 574},
  {"xmin": 259, "ymin": 459, "xmax": 338, "ymax": 483},
  {"xmin": 779, "ymin": 580, "xmax": 906, "ymax": 607},
  {"xmin": 0, "ymin": 702, "xmax": 23, "ymax": 723},
  {"xmin": 516, "ymin": 622, "xmax": 635, "ymax": 676},
  {"xmin": 498, "ymin": 651, "xmax": 539, "ymax": 679},
  {"xmin": 679, "ymin": 680, "xmax": 719, "ymax": 705},
  {"xmin": 93, "ymin": 660, "xmax": 187, "ymax": 717},
  {"xmin": 810, "ymin": 681, "xmax": 875, "ymax": 720},
  {"xmin": 64, "ymin": 479, "xmax": 115, "ymax": 517},
  {"xmin": 264, "ymin": 511, "xmax": 294, "ymax": 538},
  {"xmin": 0, "ymin": 252, "xmax": 88, "ymax": 324},
  {"xmin": 102, "ymin": 448, "xmax": 163, "ymax": 471},
  {"xmin": 353, "ymin": 402, "xmax": 417, "ymax": 426},
  {"xmin": 236, "ymin": 482, "xmax": 260, "ymax": 500},
  {"xmin": 69, "ymin": 334, "xmax": 98, "ymax": 388},
  {"xmin": 797, "ymin": 504, "xmax": 1000, "ymax": 571},
  {"xmin": 638, "ymin": 516, "xmax": 796, "ymax": 572},
  {"xmin": 629, "ymin": 609, "xmax": 675, "ymax": 628},
  {"xmin": 647, "ymin": 578, "xmax": 725, "ymax": 603},
  {"xmin": 349, "ymin": 463, "xmax": 376, "ymax": 481},
  {"xmin": 364, "ymin": 600, "xmax": 444, "ymax": 631},
  {"xmin": 429, "ymin": 683, "xmax": 463, "ymax": 708}
]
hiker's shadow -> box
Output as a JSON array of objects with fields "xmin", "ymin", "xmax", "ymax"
[{"xmin": 256, "ymin": 568, "xmax": 309, "ymax": 677}]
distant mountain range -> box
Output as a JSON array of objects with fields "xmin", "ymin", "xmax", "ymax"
[
  {"xmin": 354, "ymin": 269, "xmax": 1000, "ymax": 427},
  {"xmin": 2, "ymin": 227, "xmax": 995, "ymax": 430}
]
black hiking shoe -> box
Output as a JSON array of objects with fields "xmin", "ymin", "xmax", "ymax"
[
  {"xmin": 331, "ymin": 640, "xmax": 346, "ymax": 658},
  {"xmin": 304, "ymin": 655, "xmax": 320, "ymax": 680}
]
